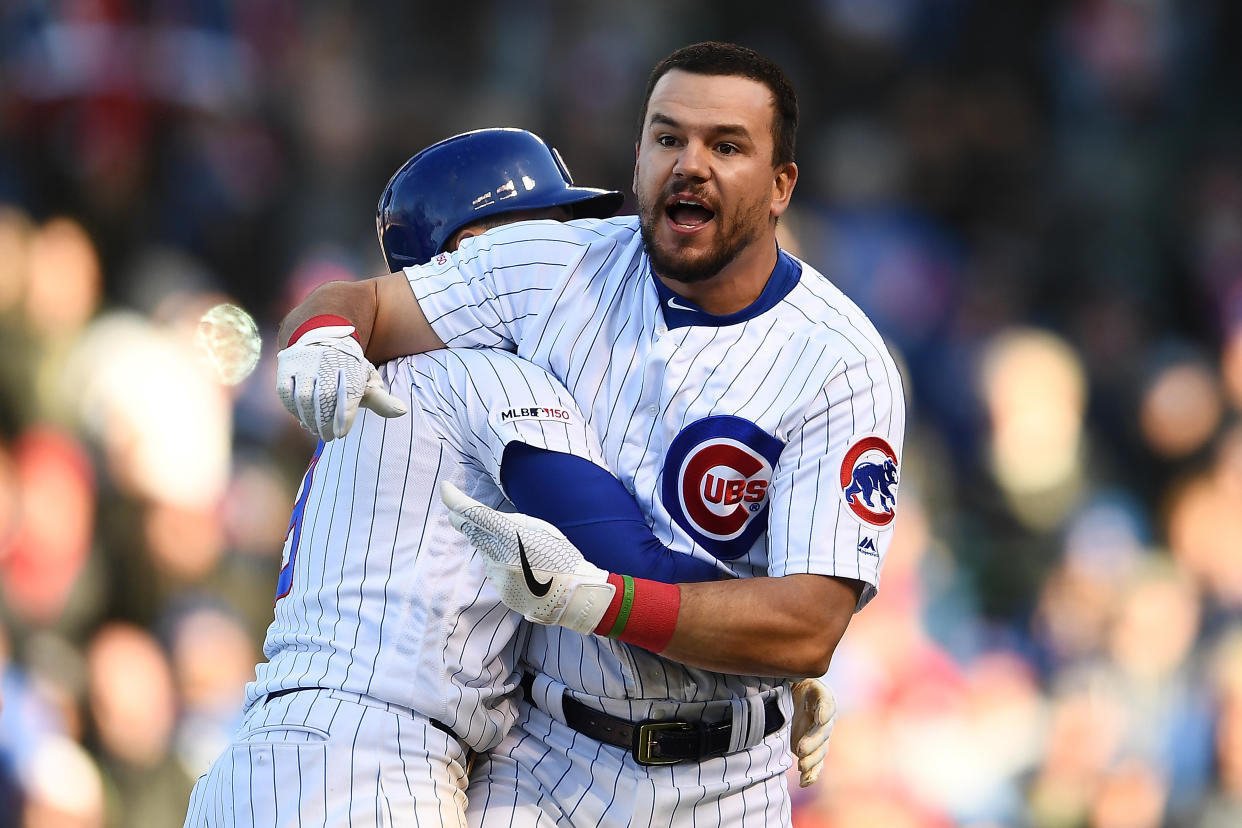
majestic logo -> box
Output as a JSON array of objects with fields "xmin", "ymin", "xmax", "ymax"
[
  {"xmin": 517, "ymin": 534, "xmax": 552, "ymax": 597},
  {"xmin": 840, "ymin": 435, "xmax": 900, "ymax": 527},
  {"xmin": 662, "ymin": 416, "xmax": 784, "ymax": 561},
  {"xmin": 857, "ymin": 537, "xmax": 879, "ymax": 556}
]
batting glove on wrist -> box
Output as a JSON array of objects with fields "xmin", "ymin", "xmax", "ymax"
[
  {"xmin": 440, "ymin": 481, "xmax": 616, "ymax": 635},
  {"xmin": 791, "ymin": 677, "xmax": 837, "ymax": 787},
  {"xmin": 276, "ymin": 322, "xmax": 407, "ymax": 441}
]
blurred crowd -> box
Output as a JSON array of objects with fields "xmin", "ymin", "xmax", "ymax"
[{"xmin": 1, "ymin": 1, "xmax": 1241, "ymax": 826}]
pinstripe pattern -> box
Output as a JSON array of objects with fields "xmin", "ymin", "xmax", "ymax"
[
  {"xmin": 188, "ymin": 350, "xmax": 607, "ymax": 825},
  {"xmin": 407, "ymin": 216, "xmax": 906, "ymax": 824},
  {"xmin": 183, "ymin": 688, "xmax": 469, "ymax": 827},
  {"xmin": 466, "ymin": 700, "xmax": 792, "ymax": 828}
]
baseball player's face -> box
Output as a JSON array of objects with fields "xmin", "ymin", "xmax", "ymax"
[{"xmin": 634, "ymin": 70, "xmax": 796, "ymax": 285}]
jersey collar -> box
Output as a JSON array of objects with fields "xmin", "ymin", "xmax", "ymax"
[{"xmin": 651, "ymin": 250, "xmax": 803, "ymax": 329}]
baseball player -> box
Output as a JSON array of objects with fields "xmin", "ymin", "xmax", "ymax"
[
  {"xmin": 378, "ymin": 129, "xmax": 836, "ymax": 791},
  {"xmin": 185, "ymin": 129, "xmax": 633, "ymax": 826},
  {"xmin": 276, "ymin": 43, "xmax": 892, "ymax": 826},
  {"xmin": 190, "ymin": 127, "xmax": 836, "ymax": 827}
]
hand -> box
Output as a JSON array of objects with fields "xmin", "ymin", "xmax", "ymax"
[
  {"xmin": 276, "ymin": 322, "xmax": 407, "ymax": 440},
  {"xmin": 440, "ymin": 481, "xmax": 615, "ymax": 635},
  {"xmin": 790, "ymin": 677, "xmax": 837, "ymax": 787}
]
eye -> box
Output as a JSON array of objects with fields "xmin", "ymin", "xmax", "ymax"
[
  {"xmin": 657, "ymin": 134, "xmax": 678, "ymax": 148},
  {"xmin": 717, "ymin": 143, "xmax": 740, "ymax": 156}
]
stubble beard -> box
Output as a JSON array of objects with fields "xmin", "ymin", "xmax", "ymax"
[{"xmin": 637, "ymin": 191, "xmax": 767, "ymax": 285}]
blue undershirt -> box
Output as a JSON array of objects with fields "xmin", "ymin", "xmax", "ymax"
[{"xmin": 499, "ymin": 442, "xmax": 722, "ymax": 583}]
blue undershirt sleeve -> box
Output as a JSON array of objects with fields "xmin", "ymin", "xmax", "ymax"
[{"xmin": 499, "ymin": 442, "xmax": 722, "ymax": 583}]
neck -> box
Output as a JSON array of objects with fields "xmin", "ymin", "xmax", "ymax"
[{"xmin": 656, "ymin": 236, "xmax": 780, "ymax": 315}]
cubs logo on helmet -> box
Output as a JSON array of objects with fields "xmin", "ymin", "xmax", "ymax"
[
  {"xmin": 661, "ymin": 416, "xmax": 783, "ymax": 561},
  {"xmin": 840, "ymin": 435, "xmax": 900, "ymax": 527}
]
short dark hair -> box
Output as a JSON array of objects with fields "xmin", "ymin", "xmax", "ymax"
[{"xmin": 638, "ymin": 42, "xmax": 798, "ymax": 167}]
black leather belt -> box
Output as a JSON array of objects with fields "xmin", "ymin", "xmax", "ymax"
[
  {"xmin": 264, "ymin": 687, "xmax": 456, "ymax": 739},
  {"xmin": 521, "ymin": 673, "xmax": 784, "ymax": 766}
]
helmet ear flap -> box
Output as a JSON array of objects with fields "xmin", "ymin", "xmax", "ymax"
[{"xmin": 377, "ymin": 222, "xmax": 402, "ymax": 273}]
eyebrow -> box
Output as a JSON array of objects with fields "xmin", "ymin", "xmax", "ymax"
[{"xmin": 648, "ymin": 112, "xmax": 753, "ymax": 141}]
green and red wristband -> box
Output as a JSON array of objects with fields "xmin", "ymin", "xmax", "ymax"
[{"xmin": 592, "ymin": 573, "xmax": 681, "ymax": 653}]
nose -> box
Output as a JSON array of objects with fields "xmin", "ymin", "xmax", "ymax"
[{"xmin": 672, "ymin": 140, "xmax": 710, "ymax": 181}]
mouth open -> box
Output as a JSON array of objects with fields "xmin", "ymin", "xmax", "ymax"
[{"xmin": 665, "ymin": 195, "xmax": 716, "ymax": 231}]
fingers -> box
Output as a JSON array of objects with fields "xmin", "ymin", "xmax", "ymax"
[
  {"xmin": 292, "ymin": 375, "xmax": 320, "ymax": 440},
  {"xmin": 813, "ymin": 686, "xmax": 837, "ymax": 728},
  {"xmin": 360, "ymin": 369, "xmax": 409, "ymax": 418},
  {"xmin": 440, "ymin": 481, "xmax": 492, "ymax": 537},
  {"xmin": 276, "ymin": 373, "xmax": 295, "ymax": 419},
  {"xmin": 795, "ymin": 723, "xmax": 832, "ymax": 757},
  {"xmin": 794, "ymin": 678, "xmax": 837, "ymax": 723},
  {"xmin": 797, "ymin": 732, "xmax": 830, "ymax": 786},
  {"xmin": 277, "ymin": 334, "xmax": 388, "ymax": 441},
  {"xmin": 791, "ymin": 678, "xmax": 836, "ymax": 787},
  {"xmin": 798, "ymin": 760, "xmax": 824, "ymax": 788},
  {"xmin": 333, "ymin": 370, "xmax": 350, "ymax": 438},
  {"xmin": 440, "ymin": 481, "xmax": 484, "ymax": 514}
]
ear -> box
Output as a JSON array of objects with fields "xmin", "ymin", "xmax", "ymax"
[
  {"xmin": 770, "ymin": 162, "xmax": 798, "ymax": 219},
  {"xmin": 632, "ymin": 141, "xmax": 641, "ymax": 196},
  {"xmin": 446, "ymin": 226, "xmax": 478, "ymax": 252}
]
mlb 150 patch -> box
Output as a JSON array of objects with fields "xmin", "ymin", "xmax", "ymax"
[{"xmin": 497, "ymin": 406, "xmax": 575, "ymax": 424}]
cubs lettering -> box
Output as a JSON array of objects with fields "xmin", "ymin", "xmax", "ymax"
[{"xmin": 702, "ymin": 475, "xmax": 768, "ymax": 508}]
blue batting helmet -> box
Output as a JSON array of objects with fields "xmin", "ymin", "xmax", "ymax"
[{"xmin": 377, "ymin": 128, "xmax": 624, "ymax": 271}]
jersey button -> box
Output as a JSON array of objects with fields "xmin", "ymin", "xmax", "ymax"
[{"xmin": 647, "ymin": 404, "xmax": 659, "ymax": 416}]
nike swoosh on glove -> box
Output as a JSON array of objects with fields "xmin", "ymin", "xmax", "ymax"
[
  {"xmin": 276, "ymin": 323, "xmax": 407, "ymax": 441},
  {"xmin": 440, "ymin": 481, "xmax": 615, "ymax": 635}
]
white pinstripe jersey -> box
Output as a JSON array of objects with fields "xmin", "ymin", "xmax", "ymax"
[
  {"xmin": 405, "ymin": 216, "xmax": 906, "ymax": 713},
  {"xmin": 247, "ymin": 348, "xmax": 608, "ymax": 752}
]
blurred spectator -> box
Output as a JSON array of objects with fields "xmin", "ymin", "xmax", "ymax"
[
  {"xmin": 21, "ymin": 735, "xmax": 105, "ymax": 828},
  {"xmin": 165, "ymin": 602, "xmax": 252, "ymax": 780},
  {"xmin": 1, "ymin": 428, "xmax": 95, "ymax": 630},
  {"xmin": 83, "ymin": 622, "xmax": 189, "ymax": 828}
]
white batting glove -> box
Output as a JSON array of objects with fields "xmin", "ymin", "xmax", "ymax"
[
  {"xmin": 790, "ymin": 677, "xmax": 837, "ymax": 787},
  {"xmin": 275, "ymin": 322, "xmax": 407, "ymax": 441},
  {"xmin": 440, "ymin": 481, "xmax": 616, "ymax": 635}
]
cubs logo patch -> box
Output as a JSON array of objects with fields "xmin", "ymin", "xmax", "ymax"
[
  {"xmin": 661, "ymin": 416, "xmax": 784, "ymax": 561},
  {"xmin": 839, "ymin": 435, "xmax": 899, "ymax": 527}
]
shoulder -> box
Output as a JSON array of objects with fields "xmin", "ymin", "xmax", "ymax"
[
  {"xmin": 477, "ymin": 215, "xmax": 640, "ymax": 251},
  {"xmin": 781, "ymin": 256, "xmax": 904, "ymax": 402},
  {"xmin": 786, "ymin": 256, "xmax": 891, "ymax": 353}
]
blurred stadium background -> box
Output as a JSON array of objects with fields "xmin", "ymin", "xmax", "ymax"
[{"xmin": 2, "ymin": 1, "xmax": 1242, "ymax": 826}]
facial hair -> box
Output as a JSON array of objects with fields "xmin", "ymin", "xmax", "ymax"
[{"xmin": 637, "ymin": 184, "xmax": 767, "ymax": 285}]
